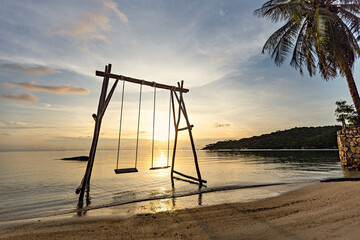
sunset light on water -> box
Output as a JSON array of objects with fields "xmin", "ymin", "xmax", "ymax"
[{"xmin": 1, "ymin": 0, "xmax": 360, "ymax": 239}]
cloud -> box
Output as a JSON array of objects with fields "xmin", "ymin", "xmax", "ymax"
[
  {"xmin": 0, "ymin": 121, "xmax": 45, "ymax": 129},
  {"xmin": 2, "ymin": 82, "xmax": 90, "ymax": 95},
  {"xmin": 103, "ymin": 0, "xmax": 129, "ymax": 23},
  {"xmin": 277, "ymin": 78, "xmax": 287, "ymax": 83},
  {"xmin": 0, "ymin": 93, "xmax": 38, "ymax": 103},
  {"xmin": 219, "ymin": 9, "xmax": 226, "ymax": 16},
  {"xmin": 0, "ymin": 63, "xmax": 61, "ymax": 76},
  {"xmin": 210, "ymin": 53, "xmax": 224, "ymax": 63},
  {"xmin": 0, "ymin": 121, "xmax": 28, "ymax": 128},
  {"xmin": 49, "ymin": 12, "xmax": 110, "ymax": 50},
  {"xmin": 255, "ymin": 76, "xmax": 264, "ymax": 82},
  {"xmin": 8, "ymin": 121, "xmax": 27, "ymax": 126},
  {"xmin": 215, "ymin": 123, "xmax": 231, "ymax": 128}
]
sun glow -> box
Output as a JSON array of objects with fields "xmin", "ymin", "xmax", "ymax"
[
  {"xmin": 150, "ymin": 111, "xmax": 172, "ymax": 141},
  {"xmin": 152, "ymin": 152, "xmax": 170, "ymax": 168}
]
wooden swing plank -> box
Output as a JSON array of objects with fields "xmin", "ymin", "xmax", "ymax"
[
  {"xmin": 96, "ymin": 71, "xmax": 189, "ymax": 93},
  {"xmin": 114, "ymin": 168, "xmax": 138, "ymax": 174},
  {"xmin": 149, "ymin": 166, "xmax": 170, "ymax": 170}
]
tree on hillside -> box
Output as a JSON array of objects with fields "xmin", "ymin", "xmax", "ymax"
[{"xmin": 254, "ymin": 0, "xmax": 360, "ymax": 114}]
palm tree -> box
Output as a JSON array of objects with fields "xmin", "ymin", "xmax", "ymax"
[{"xmin": 254, "ymin": 0, "xmax": 360, "ymax": 114}]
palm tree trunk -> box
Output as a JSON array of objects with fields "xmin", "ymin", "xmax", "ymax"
[{"xmin": 342, "ymin": 65, "xmax": 360, "ymax": 114}]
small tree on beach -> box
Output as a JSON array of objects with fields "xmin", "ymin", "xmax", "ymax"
[
  {"xmin": 335, "ymin": 100, "xmax": 359, "ymax": 128},
  {"xmin": 254, "ymin": 0, "xmax": 360, "ymax": 114}
]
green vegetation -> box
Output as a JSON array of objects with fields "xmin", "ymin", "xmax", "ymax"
[
  {"xmin": 335, "ymin": 100, "xmax": 359, "ymax": 128},
  {"xmin": 254, "ymin": 0, "xmax": 360, "ymax": 115},
  {"xmin": 203, "ymin": 126, "xmax": 341, "ymax": 150}
]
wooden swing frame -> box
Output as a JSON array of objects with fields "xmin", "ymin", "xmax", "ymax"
[{"xmin": 76, "ymin": 63, "xmax": 206, "ymax": 207}]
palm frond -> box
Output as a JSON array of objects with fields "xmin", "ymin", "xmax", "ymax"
[
  {"xmin": 257, "ymin": 0, "xmax": 360, "ymax": 79},
  {"xmin": 332, "ymin": 13, "xmax": 360, "ymax": 59},
  {"xmin": 290, "ymin": 20, "xmax": 308, "ymax": 75},
  {"xmin": 302, "ymin": 24, "xmax": 317, "ymax": 76},
  {"xmin": 254, "ymin": 0, "xmax": 308, "ymax": 23},
  {"xmin": 262, "ymin": 20, "xmax": 300, "ymax": 66},
  {"xmin": 336, "ymin": 7, "xmax": 360, "ymax": 41}
]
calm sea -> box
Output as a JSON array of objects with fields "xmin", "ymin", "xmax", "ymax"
[{"xmin": 0, "ymin": 149, "xmax": 353, "ymax": 223}]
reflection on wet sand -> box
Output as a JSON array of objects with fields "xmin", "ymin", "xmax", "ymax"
[
  {"xmin": 149, "ymin": 199, "xmax": 173, "ymax": 213},
  {"xmin": 148, "ymin": 187, "xmax": 203, "ymax": 213},
  {"xmin": 72, "ymin": 150, "xmax": 356, "ymax": 219},
  {"xmin": 76, "ymin": 166, "xmax": 360, "ymax": 217},
  {"xmin": 77, "ymin": 182, "xmax": 204, "ymax": 216},
  {"xmin": 342, "ymin": 166, "xmax": 360, "ymax": 178}
]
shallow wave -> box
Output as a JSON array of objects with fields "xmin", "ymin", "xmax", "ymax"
[
  {"xmin": 80, "ymin": 181, "xmax": 304, "ymax": 212},
  {"xmin": 1, "ymin": 181, "xmax": 298, "ymax": 223}
]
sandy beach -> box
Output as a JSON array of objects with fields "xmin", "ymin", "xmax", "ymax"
[{"xmin": 1, "ymin": 181, "xmax": 360, "ymax": 240}]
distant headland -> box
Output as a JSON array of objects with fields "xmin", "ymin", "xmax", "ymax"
[
  {"xmin": 60, "ymin": 156, "xmax": 88, "ymax": 161},
  {"xmin": 203, "ymin": 126, "xmax": 342, "ymax": 150}
]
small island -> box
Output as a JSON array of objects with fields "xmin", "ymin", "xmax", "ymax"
[
  {"xmin": 60, "ymin": 156, "xmax": 88, "ymax": 161},
  {"xmin": 203, "ymin": 126, "xmax": 341, "ymax": 150}
]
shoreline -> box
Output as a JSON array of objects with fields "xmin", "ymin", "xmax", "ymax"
[
  {"xmin": 0, "ymin": 182, "xmax": 307, "ymax": 227},
  {"xmin": 1, "ymin": 181, "xmax": 360, "ymax": 239},
  {"xmin": 204, "ymin": 148, "xmax": 339, "ymax": 151}
]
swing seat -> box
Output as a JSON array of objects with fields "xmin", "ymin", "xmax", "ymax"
[
  {"xmin": 114, "ymin": 168, "xmax": 138, "ymax": 174},
  {"xmin": 149, "ymin": 166, "xmax": 170, "ymax": 170}
]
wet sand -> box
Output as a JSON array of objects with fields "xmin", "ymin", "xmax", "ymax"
[{"xmin": 1, "ymin": 181, "xmax": 360, "ymax": 239}]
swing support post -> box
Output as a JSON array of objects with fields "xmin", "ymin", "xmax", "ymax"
[
  {"xmin": 76, "ymin": 64, "xmax": 206, "ymax": 207},
  {"xmin": 170, "ymin": 81, "xmax": 207, "ymax": 186},
  {"xmin": 76, "ymin": 64, "xmax": 118, "ymax": 207}
]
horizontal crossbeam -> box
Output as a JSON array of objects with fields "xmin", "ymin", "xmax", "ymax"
[
  {"xmin": 173, "ymin": 176, "xmax": 201, "ymax": 185},
  {"xmin": 173, "ymin": 170, "xmax": 207, "ymax": 183},
  {"xmin": 96, "ymin": 71, "xmax": 189, "ymax": 93},
  {"xmin": 178, "ymin": 125, "xmax": 194, "ymax": 131}
]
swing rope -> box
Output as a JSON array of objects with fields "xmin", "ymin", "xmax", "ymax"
[
  {"xmin": 135, "ymin": 82, "xmax": 144, "ymax": 168},
  {"xmin": 151, "ymin": 85, "xmax": 156, "ymax": 168},
  {"xmin": 116, "ymin": 79, "xmax": 125, "ymax": 169},
  {"xmin": 150, "ymin": 87, "xmax": 172, "ymax": 170},
  {"xmin": 116, "ymin": 80, "xmax": 170, "ymax": 172}
]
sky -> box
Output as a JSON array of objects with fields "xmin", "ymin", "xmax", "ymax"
[{"xmin": 0, "ymin": 0, "xmax": 359, "ymax": 151}]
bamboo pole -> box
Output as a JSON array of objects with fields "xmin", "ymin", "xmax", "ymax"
[
  {"xmin": 173, "ymin": 176, "xmax": 201, "ymax": 185},
  {"xmin": 96, "ymin": 71, "xmax": 189, "ymax": 93},
  {"xmin": 77, "ymin": 64, "xmax": 112, "ymax": 207},
  {"xmin": 174, "ymin": 81, "xmax": 203, "ymax": 186},
  {"xmin": 173, "ymin": 170, "xmax": 207, "ymax": 183},
  {"xmin": 170, "ymin": 89, "xmax": 182, "ymax": 180},
  {"xmin": 99, "ymin": 79, "xmax": 119, "ymax": 118},
  {"xmin": 181, "ymin": 106, "xmax": 203, "ymax": 186},
  {"xmin": 88, "ymin": 64, "xmax": 112, "ymax": 182},
  {"xmin": 170, "ymin": 90, "xmax": 177, "ymax": 129}
]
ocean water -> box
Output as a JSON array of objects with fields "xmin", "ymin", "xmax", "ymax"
[{"xmin": 0, "ymin": 149, "xmax": 353, "ymax": 223}]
